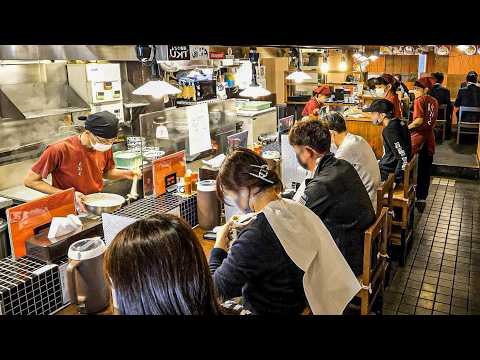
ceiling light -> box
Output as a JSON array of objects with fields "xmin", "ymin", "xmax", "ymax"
[
  {"xmin": 240, "ymin": 47, "xmax": 271, "ymax": 99},
  {"xmin": 132, "ymin": 80, "xmax": 181, "ymax": 98},
  {"xmin": 286, "ymin": 70, "xmax": 312, "ymax": 83},
  {"xmin": 239, "ymin": 85, "xmax": 271, "ymax": 98},
  {"xmin": 368, "ymin": 54, "xmax": 379, "ymax": 61},
  {"xmin": 339, "ymin": 53, "xmax": 347, "ymax": 71},
  {"xmin": 457, "ymin": 45, "xmax": 468, "ymax": 51},
  {"xmin": 133, "ymin": 45, "xmax": 181, "ymax": 98},
  {"xmin": 286, "ymin": 48, "xmax": 312, "ymax": 83},
  {"xmin": 320, "ymin": 53, "xmax": 329, "ymax": 73}
]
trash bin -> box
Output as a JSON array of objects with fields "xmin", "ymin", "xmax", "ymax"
[{"xmin": 0, "ymin": 219, "xmax": 8, "ymax": 259}]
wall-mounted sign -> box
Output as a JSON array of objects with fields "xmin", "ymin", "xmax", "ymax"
[
  {"xmin": 167, "ymin": 45, "xmax": 190, "ymax": 61},
  {"xmin": 190, "ymin": 45, "xmax": 210, "ymax": 60},
  {"xmin": 209, "ymin": 51, "xmax": 225, "ymax": 59}
]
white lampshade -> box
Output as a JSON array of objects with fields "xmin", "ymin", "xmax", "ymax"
[
  {"xmin": 286, "ymin": 70, "xmax": 312, "ymax": 83},
  {"xmin": 239, "ymin": 85, "xmax": 271, "ymax": 98},
  {"xmin": 132, "ymin": 80, "xmax": 181, "ymax": 99}
]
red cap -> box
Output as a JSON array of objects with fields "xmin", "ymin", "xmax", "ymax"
[
  {"xmin": 313, "ymin": 85, "xmax": 331, "ymax": 96},
  {"xmin": 415, "ymin": 76, "xmax": 435, "ymax": 89}
]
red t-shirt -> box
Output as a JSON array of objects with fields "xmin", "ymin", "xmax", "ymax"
[
  {"xmin": 31, "ymin": 135, "xmax": 115, "ymax": 195},
  {"xmin": 302, "ymin": 98, "xmax": 321, "ymax": 116},
  {"xmin": 413, "ymin": 95, "xmax": 438, "ymax": 132},
  {"xmin": 385, "ymin": 91, "xmax": 403, "ymax": 119}
]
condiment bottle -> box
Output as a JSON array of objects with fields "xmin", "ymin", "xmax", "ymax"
[
  {"xmin": 184, "ymin": 173, "xmax": 192, "ymax": 195},
  {"xmin": 253, "ymin": 143, "xmax": 263, "ymax": 155},
  {"xmin": 191, "ymin": 172, "xmax": 198, "ymax": 192}
]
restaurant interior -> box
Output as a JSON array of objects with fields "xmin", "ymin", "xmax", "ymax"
[{"xmin": 0, "ymin": 44, "xmax": 479, "ymax": 316}]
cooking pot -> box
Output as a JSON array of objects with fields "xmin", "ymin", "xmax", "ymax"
[{"xmin": 82, "ymin": 193, "xmax": 126, "ymax": 216}]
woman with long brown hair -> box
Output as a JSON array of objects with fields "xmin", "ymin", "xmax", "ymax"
[{"xmin": 104, "ymin": 213, "xmax": 248, "ymax": 315}]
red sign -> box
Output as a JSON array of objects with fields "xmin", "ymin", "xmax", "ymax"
[{"xmin": 209, "ymin": 51, "xmax": 225, "ymax": 59}]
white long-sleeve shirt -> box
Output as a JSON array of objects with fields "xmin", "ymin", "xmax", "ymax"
[{"xmin": 334, "ymin": 132, "xmax": 381, "ymax": 208}]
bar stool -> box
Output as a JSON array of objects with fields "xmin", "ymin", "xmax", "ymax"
[
  {"xmin": 353, "ymin": 207, "xmax": 389, "ymax": 315},
  {"xmin": 390, "ymin": 154, "xmax": 418, "ymax": 266},
  {"xmin": 435, "ymin": 104, "xmax": 448, "ymax": 142}
]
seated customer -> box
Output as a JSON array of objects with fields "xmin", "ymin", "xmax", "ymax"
[
  {"xmin": 429, "ymin": 72, "xmax": 452, "ymax": 139},
  {"xmin": 288, "ymin": 119, "xmax": 376, "ymax": 276},
  {"xmin": 324, "ymin": 112, "xmax": 381, "ymax": 207},
  {"xmin": 210, "ymin": 148, "xmax": 360, "ymax": 314},
  {"xmin": 364, "ymin": 99, "xmax": 412, "ymax": 184},
  {"xmin": 454, "ymin": 71, "xmax": 480, "ymax": 123},
  {"xmin": 104, "ymin": 214, "xmax": 250, "ymax": 315}
]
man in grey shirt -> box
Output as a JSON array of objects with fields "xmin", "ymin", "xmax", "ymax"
[{"xmin": 324, "ymin": 112, "xmax": 381, "ymax": 208}]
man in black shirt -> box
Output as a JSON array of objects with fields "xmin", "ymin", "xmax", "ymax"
[
  {"xmin": 288, "ymin": 119, "xmax": 375, "ymax": 276},
  {"xmin": 454, "ymin": 71, "xmax": 480, "ymax": 124},
  {"xmin": 364, "ymin": 99, "xmax": 412, "ymax": 184},
  {"xmin": 430, "ymin": 72, "xmax": 452, "ymax": 139}
]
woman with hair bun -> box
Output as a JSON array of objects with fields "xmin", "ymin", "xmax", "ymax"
[{"xmin": 210, "ymin": 148, "xmax": 360, "ymax": 315}]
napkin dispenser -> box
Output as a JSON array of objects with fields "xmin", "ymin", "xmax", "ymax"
[{"xmin": 25, "ymin": 218, "xmax": 103, "ymax": 263}]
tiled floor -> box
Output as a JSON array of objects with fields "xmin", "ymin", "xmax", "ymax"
[
  {"xmin": 434, "ymin": 138, "xmax": 478, "ymax": 169},
  {"xmin": 383, "ymin": 177, "xmax": 480, "ymax": 315}
]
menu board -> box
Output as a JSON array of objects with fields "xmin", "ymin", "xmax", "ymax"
[
  {"xmin": 186, "ymin": 103, "xmax": 212, "ymax": 156},
  {"xmin": 152, "ymin": 151, "xmax": 186, "ymax": 196}
]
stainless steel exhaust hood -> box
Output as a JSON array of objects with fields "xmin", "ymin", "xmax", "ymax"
[{"xmin": 0, "ymin": 82, "xmax": 90, "ymax": 119}]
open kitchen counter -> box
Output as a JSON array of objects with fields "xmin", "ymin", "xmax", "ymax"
[{"xmin": 55, "ymin": 226, "xmax": 210, "ymax": 315}]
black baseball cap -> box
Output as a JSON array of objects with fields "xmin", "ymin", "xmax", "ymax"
[
  {"xmin": 80, "ymin": 111, "xmax": 119, "ymax": 139},
  {"xmin": 363, "ymin": 98, "xmax": 394, "ymax": 114}
]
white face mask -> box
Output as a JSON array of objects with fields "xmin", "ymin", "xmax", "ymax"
[
  {"xmin": 90, "ymin": 134, "xmax": 113, "ymax": 152},
  {"xmin": 375, "ymin": 87, "xmax": 385, "ymax": 97}
]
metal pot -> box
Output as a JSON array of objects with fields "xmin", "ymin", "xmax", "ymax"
[{"xmin": 82, "ymin": 193, "xmax": 126, "ymax": 216}]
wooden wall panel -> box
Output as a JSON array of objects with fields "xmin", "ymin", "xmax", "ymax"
[{"xmin": 447, "ymin": 48, "xmax": 480, "ymax": 74}]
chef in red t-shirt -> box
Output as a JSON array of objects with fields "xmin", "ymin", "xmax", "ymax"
[
  {"xmin": 24, "ymin": 111, "xmax": 140, "ymax": 211},
  {"xmin": 302, "ymin": 85, "xmax": 331, "ymax": 117},
  {"xmin": 409, "ymin": 76, "xmax": 438, "ymax": 212}
]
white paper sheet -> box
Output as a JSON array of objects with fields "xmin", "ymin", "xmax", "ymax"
[{"xmin": 186, "ymin": 103, "xmax": 212, "ymax": 156}]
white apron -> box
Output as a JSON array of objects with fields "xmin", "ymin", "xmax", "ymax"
[{"xmin": 263, "ymin": 198, "xmax": 361, "ymax": 315}]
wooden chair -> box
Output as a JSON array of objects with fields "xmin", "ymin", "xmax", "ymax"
[
  {"xmin": 391, "ymin": 154, "xmax": 418, "ymax": 266},
  {"xmin": 435, "ymin": 104, "xmax": 448, "ymax": 142},
  {"xmin": 356, "ymin": 207, "xmax": 389, "ymax": 315},
  {"xmin": 376, "ymin": 173, "xmax": 395, "ymax": 239},
  {"xmin": 457, "ymin": 106, "xmax": 480, "ymax": 144}
]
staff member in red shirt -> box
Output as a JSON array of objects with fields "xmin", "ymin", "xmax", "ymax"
[
  {"xmin": 24, "ymin": 111, "xmax": 139, "ymax": 211},
  {"xmin": 376, "ymin": 73, "xmax": 403, "ymax": 119},
  {"xmin": 302, "ymin": 85, "xmax": 331, "ymax": 117},
  {"xmin": 409, "ymin": 76, "xmax": 438, "ymax": 212}
]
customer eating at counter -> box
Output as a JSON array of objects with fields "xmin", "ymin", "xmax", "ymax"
[
  {"xmin": 210, "ymin": 148, "xmax": 361, "ymax": 314},
  {"xmin": 288, "ymin": 120, "xmax": 375, "ymax": 276},
  {"xmin": 23, "ymin": 111, "xmax": 140, "ymax": 211},
  {"xmin": 104, "ymin": 213, "xmax": 251, "ymax": 315},
  {"xmin": 302, "ymin": 85, "xmax": 331, "ymax": 117},
  {"xmin": 364, "ymin": 99, "xmax": 412, "ymax": 184},
  {"xmin": 324, "ymin": 112, "xmax": 381, "ymax": 207},
  {"xmin": 375, "ymin": 74, "xmax": 403, "ymax": 119},
  {"xmin": 429, "ymin": 72, "xmax": 452, "ymax": 140},
  {"xmin": 409, "ymin": 76, "xmax": 438, "ymax": 212}
]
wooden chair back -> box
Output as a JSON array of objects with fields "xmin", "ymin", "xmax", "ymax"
[
  {"xmin": 376, "ymin": 173, "xmax": 394, "ymax": 217},
  {"xmin": 402, "ymin": 154, "xmax": 418, "ymax": 200},
  {"xmin": 359, "ymin": 207, "xmax": 389, "ymax": 315}
]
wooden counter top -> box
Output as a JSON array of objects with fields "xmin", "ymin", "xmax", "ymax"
[{"xmin": 55, "ymin": 226, "xmax": 212, "ymax": 315}]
